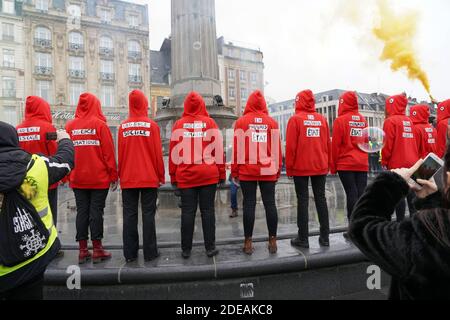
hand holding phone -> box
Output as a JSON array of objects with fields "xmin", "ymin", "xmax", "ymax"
[{"xmin": 409, "ymin": 153, "xmax": 444, "ymax": 191}]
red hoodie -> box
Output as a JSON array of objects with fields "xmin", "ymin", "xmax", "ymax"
[
  {"xmin": 436, "ymin": 99, "xmax": 450, "ymax": 158},
  {"xmin": 331, "ymin": 91, "xmax": 369, "ymax": 174},
  {"xmin": 231, "ymin": 90, "xmax": 282, "ymax": 182},
  {"xmin": 382, "ymin": 95, "xmax": 419, "ymax": 170},
  {"xmin": 118, "ymin": 90, "xmax": 165, "ymax": 189},
  {"xmin": 410, "ymin": 104, "xmax": 437, "ymax": 159},
  {"xmin": 169, "ymin": 92, "xmax": 225, "ymax": 189},
  {"xmin": 286, "ymin": 90, "xmax": 331, "ymax": 177},
  {"xmin": 66, "ymin": 93, "xmax": 118, "ymax": 189},
  {"xmin": 16, "ymin": 96, "xmax": 58, "ymax": 189}
]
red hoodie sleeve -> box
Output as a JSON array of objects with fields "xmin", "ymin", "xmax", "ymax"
[
  {"xmin": 169, "ymin": 122, "xmax": 179, "ymax": 185},
  {"xmin": 325, "ymin": 118, "xmax": 332, "ymax": 173},
  {"xmin": 331, "ymin": 119, "xmax": 343, "ymax": 175},
  {"xmin": 382, "ymin": 119, "xmax": 395, "ymax": 168},
  {"xmin": 285, "ymin": 117, "xmax": 298, "ymax": 177},
  {"xmin": 99, "ymin": 123, "xmax": 118, "ymax": 183},
  {"xmin": 153, "ymin": 123, "xmax": 166, "ymax": 185},
  {"xmin": 231, "ymin": 121, "xmax": 240, "ymax": 179},
  {"xmin": 437, "ymin": 121, "xmax": 448, "ymax": 159}
]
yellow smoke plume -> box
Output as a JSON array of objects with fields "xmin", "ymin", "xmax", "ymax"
[{"xmin": 373, "ymin": 0, "xmax": 433, "ymax": 100}]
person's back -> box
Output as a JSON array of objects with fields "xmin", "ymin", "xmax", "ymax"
[
  {"xmin": 410, "ymin": 104, "xmax": 437, "ymax": 159},
  {"xmin": 66, "ymin": 93, "xmax": 117, "ymax": 189},
  {"xmin": 436, "ymin": 99, "xmax": 450, "ymax": 158},
  {"xmin": 382, "ymin": 94, "xmax": 419, "ymax": 170},
  {"xmin": 286, "ymin": 90, "xmax": 331, "ymax": 177}
]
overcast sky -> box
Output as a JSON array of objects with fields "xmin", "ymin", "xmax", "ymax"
[{"xmin": 144, "ymin": 0, "xmax": 450, "ymax": 103}]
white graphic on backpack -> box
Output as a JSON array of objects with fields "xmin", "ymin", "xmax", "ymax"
[{"xmin": 20, "ymin": 229, "xmax": 46, "ymax": 257}]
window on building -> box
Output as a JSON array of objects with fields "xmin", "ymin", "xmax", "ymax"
[
  {"xmin": 229, "ymin": 87, "xmax": 235, "ymax": 99},
  {"xmin": 101, "ymin": 85, "xmax": 114, "ymax": 108},
  {"xmin": 128, "ymin": 40, "xmax": 141, "ymax": 58},
  {"xmin": 2, "ymin": 0, "xmax": 15, "ymax": 14},
  {"xmin": 127, "ymin": 14, "xmax": 139, "ymax": 27},
  {"xmin": 69, "ymin": 83, "xmax": 85, "ymax": 106},
  {"xmin": 100, "ymin": 59, "xmax": 113, "ymax": 74},
  {"xmin": 251, "ymin": 72, "xmax": 257, "ymax": 83},
  {"xmin": 69, "ymin": 56, "xmax": 84, "ymax": 71},
  {"xmin": 241, "ymin": 88, "xmax": 248, "ymax": 101},
  {"xmin": 99, "ymin": 36, "xmax": 113, "ymax": 52},
  {"xmin": 2, "ymin": 49, "xmax": 14, "ymax": 68},
  {"xmin": 129, "ymin": 63, "xmax": 141, "ymax": 76},
  {"xmin": 2, "ymin": 77, "xmax": 15, "ymax": 98},
  {"xmin": 36, "ymin": 80, "xmax": 52, "ymax": 103},
  {"xmin": 35, "ymin": 26, "xmax": 51, "ymax": 40},
  {"xmin": 240, "ymin": 70, "xmax": 247, "ymax": 81},
  {"xmin": 3, "ymin": 106, "xmax": 17, "ymax": 126},
  {"xmin": 35, "ymin": 0, "xmax": 49, "ymax": 11},
  {"xmin": 69, "ymin": 31, "xmax": 83, "ymax": 46},
  {"xmin": 100, "ymin": 9, "xmax": 112, "ymax": 23},
  {"xmin": 35, "ymin": 52, "xmax": 52, "ymax": 68},
  {"xmin": 2, "ymin": 23, "xmax": 14, "ymax": 41},
  {"xmin": 228, "ymin": 69, "xmax": 235, "ymax": 80}
]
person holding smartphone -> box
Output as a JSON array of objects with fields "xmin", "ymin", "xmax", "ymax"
[{"xmin": 349, "ymin": 150, "xmax": 450, "ymax": 300}]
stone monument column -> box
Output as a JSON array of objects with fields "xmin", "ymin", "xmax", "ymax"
[{"xmin": 156, "ymin": 0, "xmax": 237, "ymax": 151}]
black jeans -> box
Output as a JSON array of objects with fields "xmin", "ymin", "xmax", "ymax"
[
  {"xmin": 294, "ymin": 176, "xmax": 330, "ymax": 241},
  {"xmin": 180, "ymin": 184, "xmax": 217, "ymax": 252},
  {"xmin": 395, "ymin": 191, "xmax": 417, "ymax": 221},
  {"xmin": 0, "ymin": 272, "xmax": 44, "ymax": 300},
  {"xmin": 48, "ymin": 188, "xmax": 58, "ymax": 227},
  {"xmin": 240, "ymin": 181, "xmax": 278, "ymax": 238},
  {"xmin": 74, "ymin": 189, "xmax": 109, "ymax": 241},
  {"xmin": 122, "ymin": 188, "xmax": 158, "ymax": 260},
  {"xmin": 338, "ymin": 171, "xmax": 368, "ymax": 221}
]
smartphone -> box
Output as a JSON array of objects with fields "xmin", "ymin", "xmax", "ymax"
[
  {"xmin": 410, "ymin": 153, "xmax": 444, "ymax": 190},
  {"xmin": 46, "ymin": 132, "xmax": 58, "ymax": 141}
]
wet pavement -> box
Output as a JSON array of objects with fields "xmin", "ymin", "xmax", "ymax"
[{"xmin": 56, "ymin": 176, "xmax": 379, "ymax": 247}]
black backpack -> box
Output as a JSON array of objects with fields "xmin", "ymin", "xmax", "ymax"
[{"xmin": 0, "ymin": 189, "xmax": 50, "ymax": 267}]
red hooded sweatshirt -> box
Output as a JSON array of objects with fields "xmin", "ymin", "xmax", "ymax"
[
  {"xmin": 169, "ymin": 92, "xmax": 225, "ymax": 189},
  {"xmin": 436, "ymin": 99, "xmax": 450, "ymax": 158},
  {"xmin": 331, "ymin": 91, "xmax": 369, "ymax": 174},
  {"xmin": 410, "ymin": 104, "xmax": 437, "ymax": 159},
  {"xmin": 16, "ymin": 96, "xmax": 58, "ymax": 189},
  {"xmin": 286, "ymin": 90, "xmax": 331, "ymax": 177},
  {"xmin": 118, "ymin": 90, "xmax": 165, "ymax": 189},
  {"xmin": 66, "ymin": 93, "xmax": 118, "ymax": 189},
  {"xmin": 231, "ymin": 90, "xmax": 282, "ymax": 182},
  {"xmin": 382, "ymin": 95, "xmax": 419, "ymax": 170}
]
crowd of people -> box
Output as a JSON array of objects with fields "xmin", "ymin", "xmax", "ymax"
[{"xmin": 1, "ymin": 87, "xmax": 450, "ymax": 300}]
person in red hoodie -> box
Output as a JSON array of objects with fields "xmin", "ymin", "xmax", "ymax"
[
  {"xmin": 382, "ymin": 94, "xmax": 419, "ymax": 221},
  {"xmin": 410, "ymin": 104, "xmax": 437, "ymax": 159},
  {"xmin": 331, "ymin": 92, "xmax": 369, "ymax": 239},
  {"xmin": 16, "ymin": 96, "xmax": 60, "ymax": 225},
  {"xmin": 286, "ymin": 90, "xmax": 331, "ymax": 249},
  {"xmin": 118, "ymin": 90, "xmax": 165, "ymax": 263},
  {"xmin": 169, "ymin": 92, "xmax": 225, "ymax": 259},
  {"xmin": 231, "ymin": 90, "xmax": 282, "ymax": 255},
  {"xmin": 66, "ymin": 93, "xmax": 118, "ymax": 264},
  {"xmin": 436, "ymin": 99, "xmax": 450, "ymax": 159}
]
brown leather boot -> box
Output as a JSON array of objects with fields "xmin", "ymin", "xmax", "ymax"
[
  {"xmin": 243, "ymin": 238, "xmax": 254, "ymax": 255},
  {"xmin": 268, "ymin": 236, "xmax": 277, "ymax": 254}
]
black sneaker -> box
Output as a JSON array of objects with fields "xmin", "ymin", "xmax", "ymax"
[
  {"xmin": 291, "ymin": 237, "xmax": 310, "ymax": 249},
  {"xmin": 319, "ymin": 237, "xmax": 330, "ymax": 247},
  {"xmin": 126, "ymin": 257, "xmax": 137, "ymax": 263},
  {"xmin": 206, "ymin": 248, "xmax": 219, "ymax": 258},
  {"xmin": 145, "ymin": 251, "xmax": 161, "ymax": 262},
  {"xmin": 343, "ymin": 232, "xmax": 350, "ymax": 241},
  {"xmin": 182, "ymin": 250, "xmax": 191, "ymax": 259}
]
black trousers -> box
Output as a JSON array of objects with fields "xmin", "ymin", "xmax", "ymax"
[
  {"xmin": 0, "ymin": 272, "xmax": 44, "ymax": 300},
  {"xmin": 74, "ymin": 189, "xmax": 109, "ymax": 241},
  {"xmin": 395, "ymin": 191, "xmax": 417, "ymax": 221},
  {"xmin": 240, "ymin": 181, "xmax": 278, "ymax": 238},
  {"xmin": 122, "ymin": 188, "xmax": 158, "ymax": 260},
  {"xmin": 48, "ymin": 188, "xmax": 58, "ymax": 227},
  {"xmin": 294, "ymin": 176, "xmax": 330, "ymax": 241},
  {"xmin": 180, "ymin": 184, "xmax": 217, "ymax": 252},
  {"xmin": 338, "ymin": 171, "xmax": 368, "ymax": 221}
]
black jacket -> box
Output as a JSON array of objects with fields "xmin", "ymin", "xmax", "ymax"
[
  {"xmin": 0, "ymin": 121, "xmax": 74, "ymax": 293},
  {"xmin": 349, "ymin": 172, "xmax": 450, "ymax": 300}
]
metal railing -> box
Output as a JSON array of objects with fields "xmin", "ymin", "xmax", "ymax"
[
  {"xmin": 35, "ymin": 66, "xmax": 53, "ymax": 75},
  {"xmin": 100, "ymin": 72, "xmax": 115, "ymax": 81},
  {"xmin": 68, "ymin": 43, "xmax": 84, "ymax": 52},
  {"xmin": 128, "ymin": 51, "xmax": 141, "ymax": 60},
  {"xmin": 34, "ymin": 38, "xmax": 52, "ymax": 48},
  {"xmin": 1, "ymin": 89, "xmax": 16, "ymax": 98},
  {"xmin": 69, "ymin": 69, "xmax": 85, "ymax": 78},
  {"xmin": 128, "ymin": 75, "xmax": 142, "ymax": 83},
  {"xmin": 99, "ymin": 47, "xmax": 114, "ymax": 56}
]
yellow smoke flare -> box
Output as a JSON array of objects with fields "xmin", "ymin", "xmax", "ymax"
[{"xmin": 373, "ymin": 0, "xmax": 433, "ymax": 100}]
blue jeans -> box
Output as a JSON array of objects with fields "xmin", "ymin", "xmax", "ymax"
[{"xmin": 230, "ymin": 181, "xmax": 239, "ymax": 210}]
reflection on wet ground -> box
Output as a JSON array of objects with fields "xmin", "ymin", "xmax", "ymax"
[{"xmin": 56, "ymin": 176, "xmax": 374, "ymax": 246}]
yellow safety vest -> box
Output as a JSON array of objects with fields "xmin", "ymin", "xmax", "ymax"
[{"xmin": 0, "ymin": 155, "xmax": 58, "ymax": 277}]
